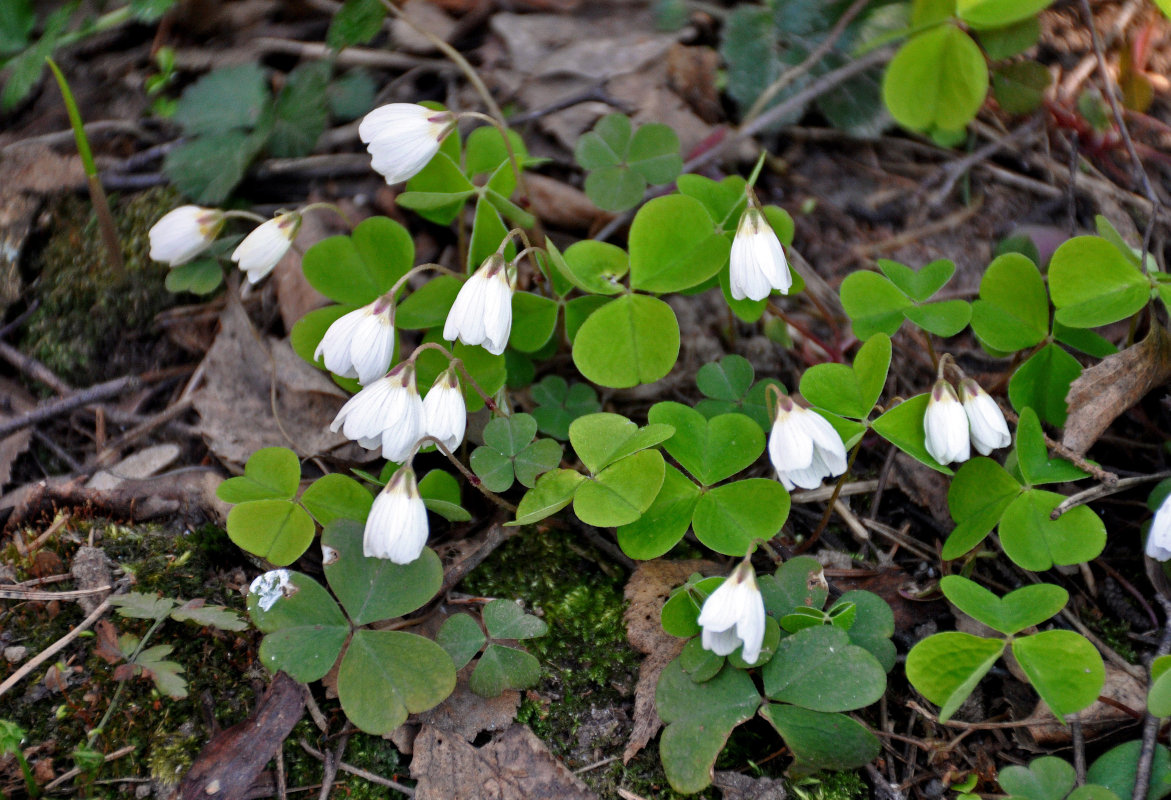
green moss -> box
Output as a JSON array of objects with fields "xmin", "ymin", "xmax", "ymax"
[
  {"xmin": 280, "ymin": 717, "xmax": 411, "ymax": 798},
  {"xmin": 1, "ymin": 519, "xmax": 257, "ymax": 793},
  {"xmin": 791, "ymin": 770, "xmax": 868, "ymax": 800},
  {"xmin": 21, "ymin": 188, "xmax": 183, "ymax": 387}
]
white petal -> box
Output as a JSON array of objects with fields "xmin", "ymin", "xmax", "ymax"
[
  {"xmin": 443, "ymin": 272, "xmax": 489, "ymax": 347},
  {"xmin": 964, "ymin": 392, "xmax": 1011, "ymax": 456},
  {"xmin": 149, "ymin": 205, "xmax": 223, "ymax": 266},
  {"xmin": 702, "ymin": 626, "xmax": 743, "ymax": 656},
  {"xmin": 480, "ymin": 272, "xmax": 514, "ymax": 355},
  {"xmin": 363, "ymin": 471, "xmax": 430, "ymax": 563},
  {"xmin": 316, "ymin": 307, "xmax": 369, "ymax": 379},
  {"xmin": 349, "ymin": 314, "xmax": 396, "ymax": 385},
  {"xmin": 423, "ymin": 384, "xmax": 467, "ymax": 451},
  {"xmin": 735, "ymin": 590, "xmax": 766, "ymax": 664},
  {"xmin": 359, "ymin": 104, "xmax": 447, "ymax": 185},
  {"xmin": 924, "ymin": 386, "xmax": 970, "ymax": 465},
  {"xmin": 768, "ymin": 410, "xmax": 814, "ymax": 474},
  {"xmin": 729, "ymin": 210, "xmax": 791, "ymax": 301},
  {"xmin": 231, "ymin": 214, "xmax": 298, "ymax": 283},
  {"xmin": 1148, "ymin": 495, "xmax": 1171, "ymax": 561}
]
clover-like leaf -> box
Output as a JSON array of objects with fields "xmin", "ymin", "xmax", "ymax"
[
  {"xmin": 1087, "ymin": 741, "xmax": 1171, "ymax": 800},
  {"xmin": 940, "ymin": 575, "xmax": 1067, "ymax": 636},
  {"xmin": 227, "ymin": 500, "xmax": 315, "ymax": 567},
  {"xmin": 573, "ymin": 450, "xmax": 666, "ymax": 527},
  {"xmin": 656, "ymin": 661, "xmax": 762, "ymax": 794},
  {"xmin": 301, "ymin": 216, "xmax": 414, "ymax": 307},
  {"xmin": 905, "ymin": 632, "xmax": 1005, "ymax": 721},
  {"xmin": 530, "ymin": 376, "xmax": 602, "ymax": 440},
  {"xmin": 568, "ymin": 413, "xmax": 674, "ymax": 474},
  {"xmin": 1013, "ymin": 630, "xmax": 1105, "ymax": 717},
  {"xmin": 1014, "ymin": 407, "xmax": 1089, "ymax": 486},
  {"xmin": 616, "ymin": 464, "xmax": 702, "ymax": 560},
  {"xmin": 248, "ymin": 571, "xmax": 349, "ymax": 683},
  {"xmin": 998, "ymin": 756, "xmax": 1077, "ymax": 800},
  {"xmin": 508, "ymin": 469, "xmax": 586, "ymax": 527},
  {"xmin": 761, "ymin": 705, "xmax": 880, "ymax": 773},
  {"xmin": 470, "ymin": 644, "xmax": 541, "ymax": 696},
  {"xmin": 436, "ymin": 613, "xmax": 487, "ymax": 670},
  {"xmin": 648, "ymin": 402, "xmax": 765, "ymax": 485},
  {"xmin": 322, "ymin": 520, "xmax": 443, "ymax": 625},
  {"xmin": 300, "ymin": 473, "xmax": 373, "ymax": 526},
  {"xmin": 217, "ymin": 446, "xmax": 301, "ymax": 503},
  {"xmin": 692, "ymin": 479, "xmax": 790, "ymax": 556},
  {"xmin": 998, "ymin": 490, "xmax": 1106, "ymax": 571},
  {"xmin": 337, "ymin": 630, "xmax": 456, "ymax": 734},
  {"xmin": 761, "ymin": 626, "xmax": 886, "ymax": 711},
  {"xmin": 482, "ymin": 599, "xmax": 548, "ymax": 640},
  {"xmin": 1008, "ymin": 342, "xmax": 1082, "ymax": 427},
  {"xmin": 572, "ymin": 294, "xmax": 682, "ymax": 388}
]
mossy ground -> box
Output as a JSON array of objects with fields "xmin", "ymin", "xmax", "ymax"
[{"xmin": 20, "ymin": 188, "xmax": 183, "ymax": 388}]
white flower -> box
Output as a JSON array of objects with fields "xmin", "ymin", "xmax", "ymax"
[
  {"xmin": 924, "ymin": 380, "xmax": 970, "ymax": 465},
  {"xmin": 768, "ymin": 395, "xmax": 848, "ymax": 491},
  {"xmin": 729, "ymin": 207, "xmax": 791, "ymax": 301},
  {"xmin": 423, "ymin": 367, "xmax": 466, "ymax": 451},
  {"xmin": 1148, "ymin": 493, "xmax": 1171, "ymax": 561},
  {"xmin": 148, "ymin": 205, "xmax": 224, "ymax": 266},
  {"xmin": 329, "ymin": 362, "xmax": 425, "ymax": 461},
  {"xmin": 231, "ymin": 212, "xmax": 301, "ymax": 284},
  {"xmin": 697, "ymin": 560, "xmax": 766, "ymax": 663},
  {"xmin": 443, "ymin": 254, "xmax": 513, "ymax": 355},
  {"xmin": 315, "ymin": 299, "xmax": 396, "ymax": 385},
  {"xmin": 960, "ymin": 378, "xmax": 1011, "ymax": 456},
  {"xmin": 364, "ymin": 466, "xmax": 429, "ymax": 563},
  {"xmin": 359, "ymin": 103, "xmax": 455, "ymax": 185}
]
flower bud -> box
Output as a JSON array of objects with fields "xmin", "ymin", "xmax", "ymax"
[
  {"xmin": 923, "ymin": 380, "xmax": 970, "ymax": 465},
  {"xmin": 231, "ymin": 212, "xmax": 301, "ymax": 284},
  {"xmin": 729, "ymin": 207, "xmax": 791, "ymax": 301},
  {"xmin": 443, "ymin": 254, "xmax": 513, "ymax": 355},
  {"xmin": 697, "ymin": 559, "xmax": 766, "ymax": 664},
  {"xmin": 148, "ymin": 205, "xmax": 225, "ymax": 266},
  {"xmin": 364, "ymin": 466, "xmax": 429, "ymax": 563},
  {"xmin": 359, "ymin": 103, "xmax": 455, "ymax": 185}
]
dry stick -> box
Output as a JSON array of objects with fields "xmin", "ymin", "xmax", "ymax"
[
  {"xmin": 299, "ymin": 740, "xmax": 415, "ymax": 796},
  {"xmin": 999, "ymin": 406, "xmax": 1118, "ymax": 486},
  {"xmin": 0, "ymin": 585, "xmax": 110, "ymax": 602},
  {"xmin": 317, "ymin": 729, "xmax": 351, "ymax": 800},
  {"xmin": 1134, "ymin": 596, "xmax": 1171, "ymax": 800},
  {"xmin": 93, "ymin": 398, "xmax": 195, "ymax": 465},
  {"xmin": 0, "ymin": 599, "xmax": 111, "ymax": 699},
  {"xmin": 790, "ymin": 479, "xmax": 879, "ymax": 503},
  {"xmin": 1072, "ymin": 717, "xmax": 1087, "ymax": 786},
  {"xmin": 1078, "ymin": 0, "xmax": 1165, "ymax": 263},
  {"xmin": 1052, "ymin": 471, "xmax": 1171, "ymax": 519},
  {"xmin": 254, "ymin": 37, "xmax": 450, "ymax": 72},
  {"xmin": 0, "ymin": 340, "xmax": 73, "ymax": 395},
  {"xmin": 42, "ymin": 744, "xmax": 136, "ymax": 793},
  {"xmin": 0, "ymin": 375, "xmax": 141, "ymax": 440},
  {"xmin": 927, "ymin": 116, "xmax": 1045, "ymax": 208},
  {"xmin": 594, "ymin": 46, "xmax": 894, "ymax": 242}
]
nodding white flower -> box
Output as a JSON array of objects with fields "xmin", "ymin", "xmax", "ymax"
[
  {"xmin": 1147, "ymin": 492, "xmax": 1171, "ymax": 561},
  {"xmin": 359, "ymin": 103, "xmax": 455, "ymax": 185},
  {"xmin": 768, "ymin": 395, "xmax": 848, "ymax": 491},
  {"xmin": 148, "ymin": 205, "xmax": 225, "ymax": 266},
  {"xmin": 443, "ymin": 254, "xmax": 513, "ymax": 356},
  {"xmin": 423, "ymin": 367, "xmax": 466, "ymax": 451},
  {"xmin": 729, "ymin": 207, "xmax": 791, "ymax": 302},
  {"xmin": 315, "ymin": 298, "xmax": 396, "ymax": 385},
  {"xmin": 231, "ymin": 212, "xmax": 301, "ymax": 284},
  {"xmin": 329, "ymin": 362, "xmax": 425, "ymax": 461},
  {"xmin": 959, "ymin": 378, "xmax": 1011, "ymax": 456},
  {"xmin": 697, "ymin": 560, "xmax": 766, "ymax": 663},
  {"xmin": 924, "ymin": 380, "xmax": 970, "ymax": 465},
  {"xmin": 364, "ymin": 466, "xmax": 429, "ymax": 563}
]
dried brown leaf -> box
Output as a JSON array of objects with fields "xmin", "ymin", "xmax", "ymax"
[
  {"xmin": 0, "ymin": 377, "xmax": 34, "ymax": 490},
  {"xmin": 622, "ymin": 558, "xmax": 719, "ymax": 763},
  {"xmin": 192, "ymin": 297, "xmax": 369, "ymax": 467},
  {"xmin": 1062, "ymin": 324, "xmax": 1171, "ymax": 455},
  {"xmin": 411, "ymin": 723, "xmax": 597, "ymax": 800}
]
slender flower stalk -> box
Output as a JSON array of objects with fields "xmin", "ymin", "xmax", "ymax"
[
  {"xmin": 959, "ymin": 378, "xmax": 1011, "ymax": 456},
  {"xmin": 364, "ymin": 465, "xmax": 429, "ymax": 563},
  {"xmin": 923, "ymin": 380, "xmax": 970, "ymax": 465},
  {"xmin": 231, "ymin": 211, "xmax": 301, "ymax": 284},
  {"xmin": 443, "ymin": 253, "xmax": 513, "ymax": 355},
  {"xmin": 315, "ymin": 297, "xmax": 396, "ymax": 385},
  {"xmin": 767, "ymin": 393, "xmax": 847, "ymax": 490},
  {"xmin": 148, "ymin": 205, "xmax": 225, "ymax": 266},
  {"xmin": 359, "ymin": 103, "xmax": 456, "ymax": 185},
  {"xmin": 697, "ymin": 559, "xmax": 766, "ymax": 663}
]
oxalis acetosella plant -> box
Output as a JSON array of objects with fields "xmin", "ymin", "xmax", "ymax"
[{"xmin": 147, "ymin": 76, "xmax": 1171, "ymax": 794}]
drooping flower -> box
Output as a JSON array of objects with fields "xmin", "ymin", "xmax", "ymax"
[
  {"xmin": 729, "ymin": 207, "xmax": 791, "ymax": 301},
  {"xmin": 359, "ymin": 103, "xmax": 455, "ymax": 185},
  {"xmin": 924, "ymin": 380, "xmax": 970, "ymax": 465},
  {"xmin": 443, "ymin": 254, "xmax": 513, "ymax": 355},
  {"xmin": 1147, "ymin": 491, "xmax": 1171, "ymax": 561},
  {"xmin": 959, "ymin": 378, "xmax": 1011, "ymax": 456},
  {"xmin": 697, "ymin": 559, "xmax": 766, "ymax": 664},
  {"xmin": 315, "ymin": 298, "xmax": 396, "ymax": 385},
  {"xmin": 364, "ymin": 465, "xmax": 429, "ymax": 563},
  {"xmin": 148, "ymin": 205, "xmax": 225, "ymax": 266},
  {"xmin": 328, "ymin": 362, "xmax": 424, "ymax": 461},
  {"xmin": 231, "ymin": 212, "xmax": 301, "ymax": 284},
  {"xmin": 423, "ymin": 366, "xmax": 466, "ymax": 451},
  {"xmin": 768, "ymin": 394, "xmax": 848, "ymax": 491}
]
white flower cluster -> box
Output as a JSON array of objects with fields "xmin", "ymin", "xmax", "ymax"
[
  {"xmin": 148, "ymin": 206, "xmax": 301, "ymax": 284},
  {"xmin": 923, "ymin": 378, "xmax": 1011, "ymax": 465},
  {"xmin": 767, "ymin": 394, "xmax": 848, "ymax": 491},
  {"xmin": 329, "ymin": 363, "xmax": 466, "ymax": 462}
]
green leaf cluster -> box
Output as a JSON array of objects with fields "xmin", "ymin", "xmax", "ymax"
[
  {"xmin": 163, "ymin": 61, "xmax": 373, "ymax": 204},
  {"xmin": 437, "ymin": 599, "xmax": 549, "ymax": 696},
  {"xmin": 656, "ymin": 558, "xmax": 893, "ymax": 792},
  {"xmin": 907, "ymin": 574, "xmax": 1103, "ymax": 722},
  {"xmin": 574, "ymin": 113, "xmax": 682, "ymax": 211},
  {"xmin": 248, "ymin": 520, "xmax": 454, "ymax": 734},
  {"xmin": 470, "ymin": 413, "xmax": 562, "ymax": 492}
]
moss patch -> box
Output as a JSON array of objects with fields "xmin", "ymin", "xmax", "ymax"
[{"xmin": 21, "ymin": 188, "xmax": 184, "ymax": 387}]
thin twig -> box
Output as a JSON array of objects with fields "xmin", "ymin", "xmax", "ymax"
[
  {"xmin": 42, "ymin": 744, "xmax": 136, "ymax": 792},
  {"xmin": 1051, "ymin": 471, "xmax": 1171, "ymax": 519},
  {"xmin": 742, "ymin": 0, "xmax": 872, "ymax": 124},
  {"xmin": 1072, "ymin": 717, "xmax": 1086, "ymax": 786},
  {"xmin": 790, "ymin": 479, "xmax": 879, "ymax": 503},
  {"xmin": 0, "ymin": 599, "xmax": 111, "ymax": 698},
  {"xmin": 0, "ymin": 376, "xmax": 142, "ymax": 439},
  {"xmin": 1078, "ymin": 0, "xmax": 1164, "ymax": 264},
  {"xmin": 927, "ymin": 117, "xmax": 1044, "ymax": 207},
  {"xmin": 299, "ymin": 740, "xmax": 415, "ymax": 796},
  {"xmin": 1134, "ymin": 596, "xmax": 1171, "ymax": 800},
  {"xmin": 317, "ymin": 730, "xmax": 350, "ymax": 800},
  {"xmin": 0, "ymin": 340, "xmax": 73, "ymax": 395},
  {"xmin": 0, "ymin": 585, "xmax": 110, "ymax": 602}
]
